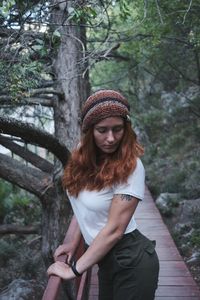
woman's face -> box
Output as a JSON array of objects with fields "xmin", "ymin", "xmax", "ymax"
[{"xmin": 93, "ymin": 117, "xmax": 125, "ymax": 154}]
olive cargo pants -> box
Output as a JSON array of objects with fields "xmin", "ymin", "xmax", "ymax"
[{"xmin": 97, "ymin": 229, "xmax": 159, "ymax": 300}]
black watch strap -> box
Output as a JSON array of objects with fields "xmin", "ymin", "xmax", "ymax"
[{"xmin": 71, "ymin": 260, "xmax": 82, "ymax": 277}]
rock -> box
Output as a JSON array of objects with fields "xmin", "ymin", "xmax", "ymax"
[
  {"xmin": 161, "ymin": 85, "xmax": 200, "ymax": 111},
  {"xmin": 187, "ymin": 252, "xmax": 200, "ymax": 266},
  {"xmin": 174, "ymin": 223, "xmax": 191, "ymax": 234},
  {"xmin": 0, "ymin": 279, "xmax": 43, "ymax": 300},
  {"xmin": 177, "ymin": 198, "xmax": 200, "ymax": 224},
  {"xmin": 155, "ymin": 193, "xmax": 180, "ymax": 216}
]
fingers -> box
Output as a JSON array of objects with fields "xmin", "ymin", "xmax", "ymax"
[
  {"xmin": 47, "ymin": 261, "xmax": 75, "ymax": 280},
  {"xmin": 54, "ymin": 245, "xmax": 66, "ymax": 261},
  {"xmin": 54, "ymin": 245, "xmax": 64, "ymax": 257},
  {"xmin": 47, "ymin": 261, "xmax": 65, "ymax": 276},
  {"xmin": 53, "ymin": 244, "xmax": 73, "ymax": 263},
  {"xmin": 67, "ymin": 253, "xmax": 72, "ymax": 264}
]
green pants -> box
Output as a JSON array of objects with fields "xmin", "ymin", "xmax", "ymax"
[{"xmin": 97, "ymin": 229, "xmax": 159, "ymax": 300}]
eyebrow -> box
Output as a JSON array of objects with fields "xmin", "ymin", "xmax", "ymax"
[{"xmin": 95, "ymin": 124, "xmax": 124, "ymax": 129}]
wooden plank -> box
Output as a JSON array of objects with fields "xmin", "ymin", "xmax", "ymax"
[
  {"xmin": 155, "ymin": 296, "xmax": 200, "ymax": 300},
  {"xmin": 135, "ymin": 213, "xmax": 162, "ymax": 219},
  {"xmin": 158, "ymin": 276, "xmax": 197, "ymax": 286},
  {"xmin": 156, "ymin": 286, "xmax": 200, "ymax": 297},
  {"xmin": 77, "ymin": 271, "xmax": 89, "ymax": 300},
  {"xmin": 156, "ymin": 248, "xmax": 182, "ymax": 261},
  {"xmin": 159, "ymin": 261, "xmax": 191, "ymax": 277},
  {"xmin": 89, "ymin": 285, "xmax": 99, "ymax": 296}
]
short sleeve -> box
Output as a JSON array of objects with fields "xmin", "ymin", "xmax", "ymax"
[{"xmin": 113, "ymin": 158, "xmax": 145, "ymax": 200}]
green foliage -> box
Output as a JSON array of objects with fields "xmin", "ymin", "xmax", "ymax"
[
  {"xmin": 67, "ymin": 4, "xmax": 97, "ymax": 24},
  {"xmin": 0, "ymin": 239, "xmax": 17, "ymax": 264},
  {"xmin": 191, "ymin": 208, "xmax": 200, "ymax": 230},
  {"xmin": 0, "ymin": 180, "xmax": 13, "ymax": 221},
  {"xmin": 0, "ymin": 0, "xmax": 16, "ymax": 17},
  {"xmin": 0, "ymin": 180, "xmax": 41, "ymax": 225},
  {"xmin": 19, "ymin": 248, "xmax": 42, "ymax": 279},
  {"xmin": 0, "ymin": 59, "xmax": 44, "ymax": 97},
  {"xmin": 191, "ymin": 230, "xmax": 200, "ymax": 247}
]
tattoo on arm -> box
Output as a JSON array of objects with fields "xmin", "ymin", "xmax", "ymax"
[{"xmin": 116, "ymin": 194, "xmax": 133, "ymax": 201}]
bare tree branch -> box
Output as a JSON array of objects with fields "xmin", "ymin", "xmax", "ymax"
[
  {"xmin": 0, "ymin": 135, "xmax": 54, "ymax": 173},
  {"xmin": 155, "ymin": 0, "xmax": 164, "ymax": 24},
  {"xmin": 29, "ymin": 88, "xmax": 64, "ymax": 97},
  {"xmin": 166, "ymin": 59, "xmax": 199, "ymax": 85},
  {"xmin": 0, "ymin": 153, "xmax": 51, "ymax": 197},
  {"xmin": 0, "ymin": 96, "xmax": 55, "ymax": 107},
  {"xmin": 0, "ymin": 224, "xmax": 40, "ymax": 235},
  {"xmin": 182, "ymin": 0, "xmax": 193, "ymax": 24},
  {"xmin": 0, "ymin": 116, "xmax": 70, "ymax": 166}
]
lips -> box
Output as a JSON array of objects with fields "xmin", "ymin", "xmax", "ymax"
[
  {"xmin": 103, "ymin": 145, "xmax": 116, "ymax": 148},
  {"xmin": 103, "ymin": 144, "xmax": 118, "ymax": 150}
]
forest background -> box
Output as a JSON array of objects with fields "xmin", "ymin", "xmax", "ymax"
[{"xmin": 0, "ymin": 0, "xmax": 200, "ymax": 299}]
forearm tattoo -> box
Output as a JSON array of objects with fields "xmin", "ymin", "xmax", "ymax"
[{"xmin": 116, "ymin": 194, "xmax": 133, "ymax": 201}]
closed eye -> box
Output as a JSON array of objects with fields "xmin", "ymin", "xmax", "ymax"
[
  {"xmin": 96, "ymin": 127, "xmax": 107, "ymax": 133},
  {"xmin": 112, "ymin": 126, "xmax": 124, "ymax": 133},
  {"xmin": 95, "ymin": 126, "xmax": 124, "ymax": 134}
]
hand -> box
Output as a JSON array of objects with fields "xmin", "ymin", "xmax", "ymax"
[
  {"xmin": 47, "ymin": 261, "xmax": 75, "ymax": 280},
  {"xmin": 54, "ymin": 244, "xmax": 74, "ymax": 263}
]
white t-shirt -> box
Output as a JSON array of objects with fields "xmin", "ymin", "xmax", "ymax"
[{"xmin": 67, "ymin": 158, "xmax": 145, "ymax": 245}]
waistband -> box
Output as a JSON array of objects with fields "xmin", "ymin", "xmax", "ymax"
[
  {"xmin": 127, "ymin": 229, "xmax": 141, "ymax": 239},
  {"xmin": 85, "ymin": 229, "xmax": 142, "ymax": 250}
]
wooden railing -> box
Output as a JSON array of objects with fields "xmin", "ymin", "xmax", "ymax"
[{"xmin": 42, "ymin": 216, "xmax": 91, "ymax": 300}]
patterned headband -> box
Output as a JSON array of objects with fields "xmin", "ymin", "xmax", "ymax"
[{"xmin": 81, "ymin": 90, "xmax": 130, "ymax": 133}]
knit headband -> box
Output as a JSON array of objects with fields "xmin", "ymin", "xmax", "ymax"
[{"xmin": 81, "ymin": 90, "xmax": 130, "ymax": 133}]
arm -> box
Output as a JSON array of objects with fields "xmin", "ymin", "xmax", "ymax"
[
  {"xmin": 54, "ymin": 215, "xmax": 82, "ymax": 262},
  {"xmin": 76, "ymin": 194, "xmax": 139, "ymax": 273},
  {"xmin": 47, "ymin": 194, "xmax": 139, "ymax": 279}
]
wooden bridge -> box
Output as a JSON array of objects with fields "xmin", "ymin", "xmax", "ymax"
[{"xmin": 42, "ymin": 188, "xmax": 200, "ymax": 300}]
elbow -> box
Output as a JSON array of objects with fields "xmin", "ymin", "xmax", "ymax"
[
  {"xmin": 104, "ymin": 223, "xmax": 126, "ymax": 244},
  {"xmin": 113, "ymin": 227, "xmax": 124, "ymax": 243}
]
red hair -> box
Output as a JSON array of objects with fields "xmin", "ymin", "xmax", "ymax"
[{"xmin": 63, "ymin": 122, "xmax": 144, "ymax": 197}]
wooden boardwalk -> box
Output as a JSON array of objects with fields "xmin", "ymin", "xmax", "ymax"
[{"xmin": 88, "ymin": 188, "xmax": 200, "ymax": 300}]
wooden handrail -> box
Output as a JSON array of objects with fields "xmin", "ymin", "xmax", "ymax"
[{"xmin": 42, "ymin": 216, "xmax": 91, "ymax": 300}]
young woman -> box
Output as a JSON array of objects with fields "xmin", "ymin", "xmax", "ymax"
[{"xmin": 47, "ymin": 90, "xmax": 159, "ymax": 300}]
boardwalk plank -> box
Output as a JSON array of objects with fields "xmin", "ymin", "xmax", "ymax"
[
  {"xmin": 88, "ymin": 187, "xmax": 200, "ymax": 300},
  {"xmin": 159, "ymin": 261, "xmax": 191, "ymax": 277},
  {"xmin": 158, "ymin": 276, "xmax": 197, "ymax": 285},
  {"xmin": 155, "ymin": 296, "xmax": 199, "ymax": 300},
  {"xmin": 156, "ymin": 286, "xmax": 200, "ymax": 297}
]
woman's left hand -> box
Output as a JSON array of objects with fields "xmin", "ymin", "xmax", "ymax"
[{"xmin": 47, "ymin": 261, "xmax": 76, "ymax": 280}]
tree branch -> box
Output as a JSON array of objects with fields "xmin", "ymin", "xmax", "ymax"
[
  {"xmin": 0, "ymin": 96, "xmax": 55, "ymax": 107},
  {"xmin": 0, "ymin": 116, "xmax": 70, "ymax": 166},
  {"xmin": 0, "ymin": 224, "xmax": 40, "ymax": 235},
  {"xmin": 29, "ymin": 88, "xmax": 64, "ymax": 97},
  {"xmin": 166, "ymin": 59, "xmax": 198, "ymax": 85},
  {"xmin": 0, "ymin": 153, "xmax": 51, "ymax": 197},
  {"xmin": 0, "ymin": 135, "xmax": 54, "ymax": 173}
]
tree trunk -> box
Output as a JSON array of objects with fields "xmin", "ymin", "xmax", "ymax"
[
  {"xmin": 40, "ymin": 0, "xmax": 90, "ymax": 266},
  {"xmin": 51, "ymin": 0, "xmax": 90, "ymax": 150},
  {"xmin": 40, "ymin": 178, "xmax": 72, "ymax": 265}
]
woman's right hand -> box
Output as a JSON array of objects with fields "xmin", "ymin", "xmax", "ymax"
[{"xmin": 54, "ymin": 243, "xmax": 74, "ymax": 263}]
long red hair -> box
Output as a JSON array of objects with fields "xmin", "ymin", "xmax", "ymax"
[{"xmin": 63, "ymin": 121, "xmax": 144, "ymax": 197}]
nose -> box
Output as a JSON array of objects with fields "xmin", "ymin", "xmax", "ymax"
[{"xmin": 106, "ymin": 130, "xmax": 115, "ymax": 143}]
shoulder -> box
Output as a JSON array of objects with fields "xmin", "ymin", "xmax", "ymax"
[
  {"xmin": 113, "ymin": 157, "xmax": 145, "ymax": 200},
  {"xmin": 128, "ymin": 157, "xmax": 145, "ymax": 179}
]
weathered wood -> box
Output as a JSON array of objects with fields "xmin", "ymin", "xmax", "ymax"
[
  {"xmin": 42, "ymin": 215, "xmax": 91, "ymax": 300},
  {"xmin": 0, "ymin": 224, "xmax": 39, "ymax": 235}
]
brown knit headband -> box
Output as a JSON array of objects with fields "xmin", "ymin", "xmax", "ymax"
[{"xmin": 81, "ymin": 90, "xmax": 130, "ymax": 133}]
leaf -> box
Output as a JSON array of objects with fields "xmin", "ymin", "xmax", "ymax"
[{"xmin": 52, "ymin": 30, "xmax": 61, "ymax": 39}]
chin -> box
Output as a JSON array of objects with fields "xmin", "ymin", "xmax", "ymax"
[{"xmin": 101, "ymin": 147, "xmax": 117, "ymax": 154}]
